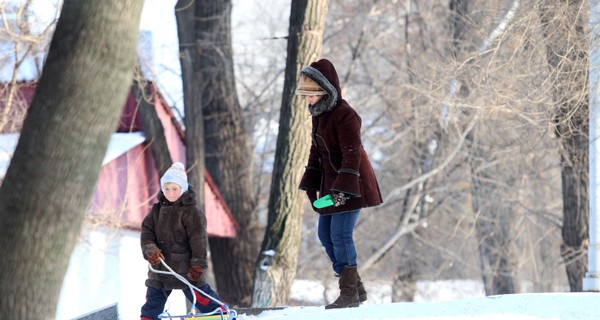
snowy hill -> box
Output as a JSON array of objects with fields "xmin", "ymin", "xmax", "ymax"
[{"xmin": 236, "ymin": 292, "xmax": 600, "ymax": 320}]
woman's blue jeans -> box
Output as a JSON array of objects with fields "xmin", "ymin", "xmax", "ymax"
[{"xmin": 317, "ymin": 209, "xmax": 360, "ymax": 275}]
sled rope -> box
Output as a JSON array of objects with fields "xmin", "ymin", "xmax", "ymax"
[{"xmin": 148, "ymin": 259, "xmax": 227, "ymax": 316}]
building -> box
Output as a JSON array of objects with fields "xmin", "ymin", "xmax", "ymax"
[{"xmin": 0, "ymin": 81, "xmax": 238, "ymax": 319}]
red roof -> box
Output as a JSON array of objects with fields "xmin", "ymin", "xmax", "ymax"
[
  {"xmin": 95, "ymin": 83, "xmax": 238, "ymax": 237},
  {"xmin": 0, "ymin": 82, "xmax": 238, "ymax": 238}
]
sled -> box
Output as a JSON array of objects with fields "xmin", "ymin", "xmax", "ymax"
[
  {"xmin": 158, "ymin": 307, "xmax": 237, "ymax": 320},
  {"xmin": 159, "ymin": 315, "xmax": 234, "ymax": 319},
  {"xmin": 159, "ymin": 314, "xmax": 234, "ymax": 319},
  {"xmin": 150, "ymin": 262, "xmax": 238, "ymax": 320},
  {"xmin": 313, "ymin": 194, "xmax": 350, "ymax": 209}
]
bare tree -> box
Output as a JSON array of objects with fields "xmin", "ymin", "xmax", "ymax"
[
  {"xmin": 448, "ymin": 0, "xmax": 521, "ymax": 295},
  {"xmin": 290, "ymin": 0, "xmax": 569, "ymax": 300},
  {"xmin": 0, "ymin": 0, "xmax": 55, "ymax": 133},
  {"xmin": 539, "ymin": 0, "xmax": 589, "ymax": 292},
  {"xmin": 0, "ymin": 0, "xmax": 143, "ymax": 317},
  {"xmin": 236, "ymin": 0, "xmax": 587, "ymax": 303},
  {"xmin": 175, "ymin": 0, "xmax": 259, "ymax": 306},
  {"xmin": 175, "ymin": 0, "xmax": 205, "ymax": 210},
  {"xmin": 252, "ymin": 0, "xmax": 328, "ymax": 307}
]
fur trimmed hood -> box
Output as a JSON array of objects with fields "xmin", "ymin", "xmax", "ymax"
[{"xmin": 300, "ymin": 59, "xmax": 342, "ymax": 116}]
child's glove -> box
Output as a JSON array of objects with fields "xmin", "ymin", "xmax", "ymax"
[
  {"xmin": 187, "ymin": 265, "xmax": 204, "ymax": 281},
  {"xmin": 332, "ymin": 192, "xmax": 347, "ymax": 207},
  {"xmin": 148, "ymin": 251, "xmax": 165, "ymax": 266}
]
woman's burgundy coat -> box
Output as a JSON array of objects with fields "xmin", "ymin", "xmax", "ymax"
[{"xmin": 298, "ymin": 59, "xmax": 383, "ymax": 215}]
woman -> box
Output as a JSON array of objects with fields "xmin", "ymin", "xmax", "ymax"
[{"xmin": 297, "ymin": 58, "xmax": 383, "ymax": 309}]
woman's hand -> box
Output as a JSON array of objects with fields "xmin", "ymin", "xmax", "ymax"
[{"xmin": 332, "ymin": 192, "xmax": 347, "ymax": 207}]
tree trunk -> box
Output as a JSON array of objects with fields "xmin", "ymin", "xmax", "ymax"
[
  {"xmin": 539, "ymin": 0, "xmax": 589, "ymax": 292},
  {"xmin": 175, "ymin": 0, "xmax": 259, "ymax": 306},
  {"xmin": 448, "ymin": 0, "xmax": 517, "ymax": 295},
  {"xmin": 0, "ymin": 0, "xmax": 143, "ymax": 317},
  {"xmin": 252, "ymin": 0, "xmax": 328, "ymax": 307},
  {"xmin": 468, "ymin": 126, "xmax": 517, "ymax": 295},
  {"xmin": 392, "ymin": 263, "xmax": 416, "ymax": 302},
  {"xmin": 175, "ymin": 0, "xmax": 205, "ymax": 209},
  {"xmin": 132, "ymin": 79, "xmax": 172, "ymax": 176}
]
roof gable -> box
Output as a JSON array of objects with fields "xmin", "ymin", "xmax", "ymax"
[{"xmin": 0, "ymin": 82, "xmax": 238, "ymax": 237}]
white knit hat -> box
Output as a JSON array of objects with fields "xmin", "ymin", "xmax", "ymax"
[{"xmin": 160, "ymin": 162, "xmax": 189, "ymax": 196}]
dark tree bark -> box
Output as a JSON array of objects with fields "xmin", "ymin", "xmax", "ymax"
[
  {"xmin": 0, "ymin": 0, "xmax": 143, "ymax": 317},
  {"xmin": 175, "ymin": 0, "xmax": 205, "ymax": 208},
  {"xmin": 470, "ymin": 163, "xmax": 516, "ymax": 295},
  {"xmin": 252, "ymin": 0, "xmax": 328, "ymax": 307},
  {"xmin": 132, "ymin": 79, "xmax": 173, "ymax": 177},
  {"xmin": 539, "ymin": 0, "xmax": 589, "ymax": 292},
  {"xmin": 175, "ymin": 0, "xmax": 258, "ymax": 305}
]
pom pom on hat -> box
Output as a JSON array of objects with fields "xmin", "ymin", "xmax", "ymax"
[
  {"xmin": 295, "ymin": 75, "xmax": 327, "ymax": 96},
  {"xmin": 160, "ymin": 162, "xmax": 189, "ymax": 196}
]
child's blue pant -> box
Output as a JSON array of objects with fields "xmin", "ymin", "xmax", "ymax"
[{"xmin": 140, "ymin": 284, "xmax": 224, "ymax": 320}]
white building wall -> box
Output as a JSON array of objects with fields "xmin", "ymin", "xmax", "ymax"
[{"xmin": 56, "ymin": 225, "xmax": 187, "ymax": 320}]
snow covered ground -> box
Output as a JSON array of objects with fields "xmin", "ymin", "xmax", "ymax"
[
  {"xmin": 289, "ymin": 278, "xmax": 486, "ymax": 306},
  {"xmin": 144, "ymin": 279, "xmax": 598, "ymax": 320},
  {"xmin": 236, "ymin": 292, "xmax": 600, "ymax": 320}
]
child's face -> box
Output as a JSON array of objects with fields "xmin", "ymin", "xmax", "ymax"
[
  {"xmin": 163, "ymin": 182, "xmax": 182, "ymax": 202},
  {"xmin": 304, "ymin": 94, "xmax": 323, "ymax": 106}
]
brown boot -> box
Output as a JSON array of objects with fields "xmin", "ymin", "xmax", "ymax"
[
  {"xmin": 325, "ymin": 266, "xmax": 360, "ymax": 309},
  {"xmin": 357, "ymin": 271, "xmax": 367, "ymax": 303},
  {"xmin": 331, "ymin": 269, "xmax": 366, "ymax": 303}
]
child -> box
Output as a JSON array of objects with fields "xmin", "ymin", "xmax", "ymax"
[{"xmin": 140, "ymin": 162, "xmax": 224, "ymax": 320}]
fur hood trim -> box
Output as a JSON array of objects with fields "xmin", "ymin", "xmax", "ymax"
[{"xmin": 300, "ymin": 66, "xmax": 338, "ymax": 116}]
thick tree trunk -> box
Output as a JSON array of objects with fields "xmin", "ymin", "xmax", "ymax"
[
  {"xmin": 252, "ymin": 0, "xmax": 328, "ymax": 307},
  {"xmin": 0, "ymin": 0, "xmax": 143, "ymax": 317},
  {"xmin": 175, "ymin": 0, "xmax": 259, "ymax": 305},
  {"xmin": 558, "ymin": 148, "xmax": 589, "ymax": 291},
  {"xmin": 175, "ymin": 0, "xmax": 205, "ymax": 208},
  {"xmin": 539, "ymin": 0, "xmax": 589, "ymax": 292}
]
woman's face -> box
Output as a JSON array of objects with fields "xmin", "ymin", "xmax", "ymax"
[{"xmin": 305, "ymin": 95, "xmax": 324, "ymax": 106}]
